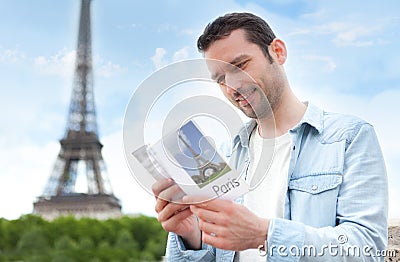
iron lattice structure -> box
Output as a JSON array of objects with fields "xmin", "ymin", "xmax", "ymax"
[{"xmin": 34, "ymin": 0, "xmax": 121, "ymax": 219}]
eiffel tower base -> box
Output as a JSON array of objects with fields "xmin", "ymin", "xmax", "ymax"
[{"xmin": 33, "ymin": 193, "xmax": 122, "ymax": 220}]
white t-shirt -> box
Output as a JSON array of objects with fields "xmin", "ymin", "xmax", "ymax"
[{"xmin": 235, "ymin": 128, "xmax": 291, "ymax": 261}]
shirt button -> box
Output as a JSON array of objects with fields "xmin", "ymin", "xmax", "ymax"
[{"xmin": 312, "ymin": 185, "xmax": 318, "ymax": 191}]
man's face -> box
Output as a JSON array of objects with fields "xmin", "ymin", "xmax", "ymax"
[{"xmin": 204, "ymin": 29, "xmax": 284, "ymax": 119}]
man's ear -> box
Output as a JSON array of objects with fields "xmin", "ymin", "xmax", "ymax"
[{"xmin": 270, "ymin": 39, "xmax": 287, "ymax": 65}]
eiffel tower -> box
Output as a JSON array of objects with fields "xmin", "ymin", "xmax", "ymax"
[
  {"xmin": 33, "ymin": 0, "xmax": 121, "ymax": 220},
  {"xmin": 178, "ymin": 133, "xmax": 226, "ymax": 185}
]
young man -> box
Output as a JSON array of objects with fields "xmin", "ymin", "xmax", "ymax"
[{"xmin": 152, "ymin": 12, "xmax": 388, "ymax": 261}]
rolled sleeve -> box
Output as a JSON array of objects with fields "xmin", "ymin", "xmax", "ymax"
[
  {"xmin": 267, "ymin": 218, "xmax": 306, "ymax": 262},
  {"xmin": 165, "ymin": 232, "xmax": 216, "ymax": 262}
]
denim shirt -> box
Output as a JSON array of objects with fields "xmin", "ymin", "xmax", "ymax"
[{"xmin": 165, "ymin": 103, "xmax": 388, "ymax": 261}]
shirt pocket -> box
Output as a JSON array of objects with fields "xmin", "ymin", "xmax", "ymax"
[{"xmin": 288, "ymin": 174, "xmax": 342, "ymax": 227}]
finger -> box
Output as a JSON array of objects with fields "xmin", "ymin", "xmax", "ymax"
[
  {"xmin": 158, "ymin": 202, "xmax": 190, "ymax": 222},
  {"xmin": 160, "ymin": 208, "xmax": 193, "ymax": 232},
  {"xmin": 152, "ymin": 178, "xmax": 174, "ymax": 197},
  {"xmin": 154, "ymin": 183, "xmax": 185, "ymax": 214},
  {"xmin": 202, "ymin": 232, "xmax": 226, "ymax": 250},
  {"xmin": 155, "ymin": 197, "xmax": 169, "ymax": 214},
  {"xmin": 182, "ymin": 195, "xmax": 212, "ymax": 204},
  {"xmin": 190, "ymin": 205, "xmax": 220, "ymax": 224},
  {"xmin": 198, "ymin": 218, "xmax": 224, "ymax": 237},
  {"xmin": 188, "ymin": 197, "xmax": 233, "ymax": 212},
  {"xmin": 158, "ymin": 183, "xmax": 185, "ymax": 202}
]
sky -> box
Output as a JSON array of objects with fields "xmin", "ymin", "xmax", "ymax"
[{"xmin": 0, "ymin": 0, "xmax": 399, "ymax": 220}]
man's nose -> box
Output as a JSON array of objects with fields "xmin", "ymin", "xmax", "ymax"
[
  {"xmin": 223, "ymin": 82, "xmax": 237, "ymax": 97},
  {"xmin": 224, "ymin": 72, "xmax": 245, "ymax": 95}
]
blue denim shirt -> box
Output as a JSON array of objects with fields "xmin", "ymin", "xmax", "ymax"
[{"xmin": 165, "ymin": 103, "xmax": 388, "ymax": 261}]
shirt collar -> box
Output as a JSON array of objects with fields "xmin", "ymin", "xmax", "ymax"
[
  {"xmin": 234, "ymin": 102, "xmax": 324, "ymax": 148},
  {"xmin": 290, "ymin": 102, "xmax": 323, "ymax": 134},
  {"xmin": 234, "ymin": 119, "xmax": 257, "ymax": 148}
]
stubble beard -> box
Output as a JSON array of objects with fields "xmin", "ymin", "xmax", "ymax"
[{"xmin": 242, "ymin": 82, "xmax": 281, "ymax": 120}]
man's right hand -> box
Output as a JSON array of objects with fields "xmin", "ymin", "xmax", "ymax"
[{"xmin": 152, "ymin": 178, "xmax": 201, "ymax": 250}]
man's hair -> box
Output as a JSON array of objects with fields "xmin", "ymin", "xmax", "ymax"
[{"xmin": 197, "ymin": 12, "xmax": 276, "ymax": 63}]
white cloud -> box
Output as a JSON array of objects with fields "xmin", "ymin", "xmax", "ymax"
[
  {"xmin": 97, "ymin": 61, "xmax": 128, "ymax": 78},
  {"xmin": 151, "ymin": 47, "xmax": 167, "ymax": 70},
  {"xmin": 300, "ymin": 10, "xmax": 326, "ymax": 19},
  {"xmin": 180, "ymin": 29, "xmax": 195, "ymax": 35},
  {"xmin": 0, "ymin": 141, "xmax": 59, "ymax": 219},
  {"xmin": 172, "ymin": 46, "xmax": 190, "ymax": 62},
  {"xmin": 34, "ymin": 48, "xmax": 76, "ymax": 77},
  {"xmin": 0, "ymin": 47, "xmax": 26, "ymax": 64},
  {"xmin": 263, "ymin": 0, "xmax": 302, "ymax": 4},
  {"xmin": 302, "ymin": 55, "xmax": 336, "ymax": 72},
  {"xmin": 286, "ymin": 22, "xmax": 376, "ymax": 47},
  {"xmin": 334, "ymin": 32, "xmax": 373, "ymax": 47},
  {"xmin": 313, "ymin": 21, "xmax": 382, "ymax": 47},
  {"xmin": 285, "ymin": 9, "xmax": 395, "ymax": 48},
  {"xmin": 285, "ymin": 29, "xmax": 312, "ymax": 37},
  {"xmin": 157, "ymin": 23, "xmax": 178, "ymax": 33},
  {"xmin": 116, "ymin": 23, "xmax": 143, "ymax": 30},
  {"xmin": 34, "ymin": 49, "xmax": 127, "ymax": 78},
  {"xmin": 151, "ymin": 47, "xmax": 191, "ymax": 70}
]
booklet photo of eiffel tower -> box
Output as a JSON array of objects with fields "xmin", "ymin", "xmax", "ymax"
[
  {"xmin": 172, "ymin": 121, "xmax": 231, "ymax": 189},
  {"xmin": 132, "ymin": 120, "xmax": 249, "ymax": 200}
]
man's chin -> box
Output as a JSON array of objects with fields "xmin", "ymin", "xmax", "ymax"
[
  {"xmin": 240, "ymin": 107, "xmax": 257, "ymax": 119},
  {"xmin": 241, "ymin": 106, "xmax": 273, "ymax": 120}
]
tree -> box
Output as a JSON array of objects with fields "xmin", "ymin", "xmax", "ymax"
[
  {"xmin": 17, "ymin": 226, "xmax": 49, "ymax": 252},
  {"xmin": 114, "ymin": 229, "xmax": 139, "ymax": 250},
  {"xmin": 54, "ymin": 235, "xmax": 77, "ymax": 250},
  {"xmin": 144, "ymin": 239, "xmax": 166, "ymax": 260},
  {"xmin": 0, "ymin": 214, "xmax": 168, "ymax": 261}
]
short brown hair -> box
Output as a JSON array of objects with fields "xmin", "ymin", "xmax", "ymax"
[{"xmin": 197, "ymin": 12, "xmax": 276, "ymax": 63}]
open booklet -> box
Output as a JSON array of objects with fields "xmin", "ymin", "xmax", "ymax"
[{"xmin": 132, "ymin": 120, "xmax": 249, "ymax": 201}]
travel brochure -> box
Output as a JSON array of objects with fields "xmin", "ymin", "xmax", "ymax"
[{"xmin": 132, "ymin": 120, "xmax": 248, "ymax": 201}]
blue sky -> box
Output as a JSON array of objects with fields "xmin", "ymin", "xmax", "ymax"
[{"xmin": 0, "ymin": 0, "xmax": 399, "ymax": 220}]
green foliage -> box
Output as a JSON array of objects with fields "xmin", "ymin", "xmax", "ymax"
[
  {"xmin": 17, "ymin": 226, "xmax": 50, "ymax": 251},
  {"xmin": 115, "ymin": 229, "xmax": 139, "ymax": 250},
  {"xmin": 0, "ymin": 214, "xmax": 168, "ymax": 262},
  {"xmin": 54, "ymin": 235, "xmax": 77, "ymax": 250},
  {"xmin": 78, "ymin": 236, "xmax": 95, "ymax": 249}
]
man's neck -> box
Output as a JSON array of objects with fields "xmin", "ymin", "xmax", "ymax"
[{"xmin": 257, "ymin": 94, "xmax": 306, "ymax": 139}]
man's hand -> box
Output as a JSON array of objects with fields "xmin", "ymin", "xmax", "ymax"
[
  {"xmin": 152, "ymin": 178, "xmax": 201, "ymax": 250},
  {"xmin": 184, "ymin": 196, "xmax": 269, "ymax": 251}
]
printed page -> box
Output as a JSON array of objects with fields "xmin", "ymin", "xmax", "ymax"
[{"xmin": 132, "ymin": 120, "xmax": 248, "ymax": 200}]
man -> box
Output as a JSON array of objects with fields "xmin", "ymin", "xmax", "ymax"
[{"xmin": 152, "ymin": 12, "xmax": 388, "ymax": 261}]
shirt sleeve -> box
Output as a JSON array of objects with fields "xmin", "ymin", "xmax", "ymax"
[
  {"xmin": 164, "ymin": 232, "xmax": 216, "ymax": 261},
  {"xmin": 266, "ymin": 123, "xmax": 388, "ymax": 262}
]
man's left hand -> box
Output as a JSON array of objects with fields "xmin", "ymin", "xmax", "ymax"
[{"xmin": 184, "ymin": 196, "xmax": 269, "ymax": 251}]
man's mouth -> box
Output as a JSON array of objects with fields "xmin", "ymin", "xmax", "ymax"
[{"xmin": 235, "ymin": 88, "xmax": 256, "ymax": 106}]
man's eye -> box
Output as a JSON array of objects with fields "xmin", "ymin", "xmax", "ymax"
[
  {"xmin": 235, "ymin": 61, "xmax": 248, "ymax": 69},
  {"xmin": 216, "ymin": 76, "xmax": 225, "ymax": 85}
]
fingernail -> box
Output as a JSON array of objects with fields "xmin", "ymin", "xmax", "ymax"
[{"xmin": 182, "ymin": 195, "xmax": 190, "ymax": 203}]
